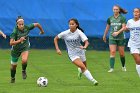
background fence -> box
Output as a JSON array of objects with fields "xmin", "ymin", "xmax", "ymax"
[{"xmin": 0, "ymin": 0, "xmax": 139, "ymax": 50}]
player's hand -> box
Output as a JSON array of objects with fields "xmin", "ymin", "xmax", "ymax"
[
  {"xmin": 112, "ymin": 32, "xmax": 119, "ymax": 37},
  {"xmin": 2, "ymin": 34, "xmax": 6, "ymax": 39},
  {"xmin": 20, "ymin": 37, "xmax": 26, "ymax": 42},
  {"xmin": 79, "ymin": 46, "xmax": 85, "ymax": 49},
  {"xmin": 56, "ymin": 49, "xmax": 62, "ymax": 55},
  {"xmin": 103, "ymin": 35, "xmax": 106, "ymax": 43},
  {"xmin": 39, "ymin": 31, "xmax": 44, "ymax": 35}
]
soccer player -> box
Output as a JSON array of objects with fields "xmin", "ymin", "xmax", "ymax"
[
  {"xmin": 0, "ymin": 30, "xmax": 6, "ymax": 39},
  {"xmin": 103, "ymin": 5, "xmax": 127, "ymax": 72},
  {"xmin": 10, "ymin": 16, "xmax": 44, "ymax": 83},
  {"xmin": 125, "ymin": 8, "xmax": 140, "ymax": 77},
  {"xmin": 54, "ymin": 18, "xmax": 98, "ymax": 85}
]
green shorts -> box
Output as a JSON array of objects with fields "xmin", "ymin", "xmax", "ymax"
[
  {"xmin": 11, "ymin": 47, "xmax": 29, "ymax": 64},
  {"xmin": 109, "ymin": 39, "xmax": 126, "ymax": 46}
]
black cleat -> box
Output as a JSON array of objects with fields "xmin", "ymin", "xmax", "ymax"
[
  {"xmin": 22, "ymin": 71, "xmax": 27, "ymax": 79},
  {"xmin": 11, "ymin": 78, "xmax": 15, "ymax": 83}
]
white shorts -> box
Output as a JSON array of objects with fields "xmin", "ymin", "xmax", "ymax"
[
  {"xmin": 69, "ymin": 55, "xmax": 86, "ymax": 62},
  {"xmin": 129, "ymin": 47, "xmax": 140, "ymax": 54}
]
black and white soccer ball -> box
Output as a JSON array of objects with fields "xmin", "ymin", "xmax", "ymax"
[{"xmin": 37, "ymin": 77, "xmax": 48, "ymax": 87}]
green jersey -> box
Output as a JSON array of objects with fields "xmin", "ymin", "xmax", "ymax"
[
  {"xmin": 10, "ymin": 24, "xmax": 34, "ymax": 52},
  {"xmin": 107, "ymin": 14, "xmax": 126, "ymax": 40}
]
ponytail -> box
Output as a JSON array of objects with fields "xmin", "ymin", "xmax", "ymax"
[{"xmin": 114, "ymin": 5, "xmax": 128, "ymax": 14}]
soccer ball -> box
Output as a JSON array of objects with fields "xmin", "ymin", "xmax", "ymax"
[{"xmin": 37, "ymin": 77, "xmax": 48, "ymax": 87}]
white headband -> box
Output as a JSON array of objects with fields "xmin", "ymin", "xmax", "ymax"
[{"xmin": 17, "ymin": 19, "xmax": 24, "ymax": 23}]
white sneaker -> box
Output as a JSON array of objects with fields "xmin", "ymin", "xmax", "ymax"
[
  {"xmin": 108, "ymin": 68, "xmax": 114, "ymax": 72},
  {"xmin": 92, "ymin": 79, "xmax": 98, "ymax": 86},
  {"xmin": 122, "ymin": 67, "xmax": 127, "ymax": 72}
]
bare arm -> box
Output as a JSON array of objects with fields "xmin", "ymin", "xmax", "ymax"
[
  {"xmin": 54, "ymin": 36, "xmax": 62, "ymax": 55},
  {"xmin": 10, "ymin": 37, "xmax": 26, "ymax": 46},
  {"xmin": 112, "ymin": 23, "xmax": 126, "ymax": 37},
  {"xmin": 33, "ymin": 23, "xmax": 44, "ymax": 34},
  {"xmin": 103, "ymin": 24, "xmax": 110, "ymax": 43},
  {"xmin": 0, "ymin": 31, "xmax": 6, "ymax": 39}
]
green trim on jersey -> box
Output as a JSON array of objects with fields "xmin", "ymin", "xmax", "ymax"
[
  {"xmin": 10, "ymin": 24, "xmax": 34, "ymax": 57},
  {"xmin": 107, "ymin": 14, "xmax": 126, "ymax": 40}
]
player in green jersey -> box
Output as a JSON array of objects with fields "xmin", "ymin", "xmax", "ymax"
[
  {"xmin": 10, "ymin": 16, "xmax": 44, "ymax": 83},
  {"xmin": 0, "ymin": 30, "xmax": 6, "ymax": 39},
  {"xmin": 103, "ymin": 5, "xmax": 127, "ymax": 72}
]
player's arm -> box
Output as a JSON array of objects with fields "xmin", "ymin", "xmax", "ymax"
[
  {"xmin": 33, "ymin": 23, "xmax": 44, "ymax": 34},
  {"xmin": 112, "ymin": 23, "xmax": 126, "ymax": 37},
  {"xmin": 0, "ymin": 30, "xmax": 6, "ymax": 39},
  {"xmin": 103, "ymin": 24, "xmax": 110, "ymax": 43},
  {"xmin": 83, "ymin": 40, "xmax": 89, "ymax": 49},
  {"xmin": 54, "ymin": 36, "xmax": 62, "ymax": 55},
  {"xmin": 10, "ymin": 37, "xmax": 26, "ymax": 46}
]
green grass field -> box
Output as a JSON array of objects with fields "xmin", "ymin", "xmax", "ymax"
[{"xmin": 0, "ymin": 49, "xmax": 140, "ymax": 93}]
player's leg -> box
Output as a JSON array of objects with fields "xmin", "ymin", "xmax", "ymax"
[
  {"xmin": 10, "ymin": 56, "xmax": 18, "ymax": 83},
  {"xmin": 73, "ymin": 58, "xmax": 98, "ymax": 85},
  {"xmin": 108, "ymin": 39, "xmax": 117, "ymax": 72},
  {"xmin": 118, "ymin": 46, "xmax": 126, "ymax": 71},
  {"xmin": 132, "ymin": 53, "xmax": 140, "ymax": 77},
  {"xmin": 21, "ymin": 51, "xmax": 29, "ymax": 79},
  {"xmin": 130, "ymin": 48, "xmax": 140, "ymax": 77},
  {"xmin": 118, "ymin": 39, "xmax": 126, "ymax": 71}
]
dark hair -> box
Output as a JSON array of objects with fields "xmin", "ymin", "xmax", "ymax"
[
  {"xmin": 16, "ymin": 16, "xmax": 23, "ymax": 23},
  {"xmin": 114, "ymin": 5, "xmax": 128, "ymax": 14},
  {"xmin": 69, "ymin": 18, "xmax": 84, "ymax": 32}
]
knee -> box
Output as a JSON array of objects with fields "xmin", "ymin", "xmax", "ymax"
[
  {"xmin": 80, "ymin": 66, "xmax": 87, "ymax": 72},
  {"xmin": 11, "ymin": 65, "xmax": 17, "ymax": 70},
  {"xmin": 110, "ymin": 51, "xmax": 116, "ymax": 56},
  {"xmin": 22, "ymin": 58, "xmax": 28, "ymax": 63}
]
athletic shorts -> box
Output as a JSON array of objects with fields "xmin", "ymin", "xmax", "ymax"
[
  {"xmin": 68, "ymin": 50, "xmax": 86, "ymax": 62},
  {"xmin": 11, "ymin": 47, "xmax": 29, "ymax": 64},
  {"xmin": 129, "ymin": 47, "xmax": 140, "ymax": 54},
  {"xmin": 109, "ymin": 39, "xmax": 125, "ymax": 46}
]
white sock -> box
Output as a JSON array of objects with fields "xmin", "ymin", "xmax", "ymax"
[
  {"xmin": 78, "ymin": 68, "xmax": 82, "ymax": 73},
  {"xmin": 83, "ymin": 69, "xmax": 95, "ymax": 81},
  {"xmin": 136, "ymin": 64, "xmax": 140, "ymax": 77}
]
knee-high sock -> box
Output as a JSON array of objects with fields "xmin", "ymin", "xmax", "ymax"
[
  {"xmin": 136, "ymin": 64, "xmax": 140, "ymax": 77},
  {"xmin": 83, "ymin": 69, "xmax": 95, "ymax": 81},
  {"xmin": 110, "ymin": 57, "xmax": 115, "ymax": 68},
  {"xmin": 120, "ymin": 56, "xmax": 125, "ymax": 67},
  {"xmin": 22, "ymin": 63, "xmax": 27, "ymax": 71},
  {"xmin": 11, "ymin": 69, "xmax": 16, "ymax": 78}
]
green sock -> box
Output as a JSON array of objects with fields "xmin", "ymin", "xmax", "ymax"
[
  {"xmin": 22, "ymin": 63, "xmax": 27, "ymax": 71},
  {"xmin": 120, "ymin": 56, "xmax": 125, "ymax": 67},
  {"xmin": 11, "ymin": 69, "xmax": 16, "ymax": 78},
  {"xmin": 110, "ymin": 57, "xmax": 115, "ymax": 69}
]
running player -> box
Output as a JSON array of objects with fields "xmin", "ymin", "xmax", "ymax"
[
  {"xmin": 103, "ymin": 5, "xmax": 127, "ymax": 72},
  {"xmin": 125, "ymin": 8, "xmax": 140, "ymax": 77},
  {"xmin": 10, "ymin": 16, "xmax": 44, "ymax": 83},
  {"xmin": 54, "ymin": 18, "xmax": 98, "ymax": 85}
]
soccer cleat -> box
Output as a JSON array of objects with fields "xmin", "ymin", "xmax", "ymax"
[
  {"xmin": 92, "ymin": 79, "xmax": 98, "ymax": 86},
  {"xmin": 108, "ymin": 68, "xmax": 114, "ymax": 73},
  {"xmin": 22, "ymin": 70, "xmax": 27, "ymax": 79},
  {"xmin": 78, "ymin": 68, "xmax": 82, "ymax": 79},
  {"xmin": 11, "ymin": 78, "xmax": 15, "ymax": 83},
  {"xmin": 122, "ymin": 67, "xmax": 127, "ymax": 72}
]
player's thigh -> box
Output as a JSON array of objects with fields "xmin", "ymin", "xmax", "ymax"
[
  {"xmin": 21, "ymin": 51, "xmax": 29, "ymax": 62},
  {"xmin": 73, "ymin": 58, "xmax": 86, "ymax": 70},
  {"xmin": 109, "ymin": 44, "xmax": 117, "ymax": 56}
]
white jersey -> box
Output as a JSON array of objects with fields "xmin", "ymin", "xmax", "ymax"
[
  {"xmin": 126, "ymin": 18, "xmax": 140, "ymax": 48},
  {"xmin": 58, "ymin": 29, "xmax": 88, "ymax": 56}
]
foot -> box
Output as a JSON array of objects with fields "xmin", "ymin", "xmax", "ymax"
[
  {"xmin": 122, "ymin": 67, "xmax": 127, "ymax": 72},
  {"xmin": 78, "ymin": 68, "xmax": 82, "ymax": 79},
  {"xmin": 11, "ymin": 78, "xmax": 15, "ymax": 83},
  {"xmin": 92, "ymin": 79, "xmax": 98, "ymax": 86},
  {"xmin": 108, "ymin": 68, "xmax": 114, "ymax": 73},
  {"xmin": 22, "ymin": 70, "xmax": 27, "ymax": 79}
]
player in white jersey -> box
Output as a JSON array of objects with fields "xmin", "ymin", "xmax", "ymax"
[
  {"xmin": 0, "ymin": 30, "xmax": 6, "ymax": 39},
  {"xmin": 126, "ymin": 8, "xmax": 140, "ymax": 77},
  {"xmin": 54, "ymin": 18, "xmax": 98, "ymax": 85}
]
